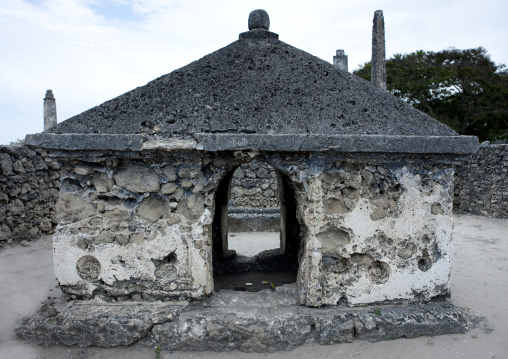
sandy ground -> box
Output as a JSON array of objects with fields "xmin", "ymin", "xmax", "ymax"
[
  {"xmin": 0, "ymin": 213, "xmax": 507, "ymax": 359},
  {"xmin": 228, "ymin": 231, "xmax": 280, "ymax": 257}
]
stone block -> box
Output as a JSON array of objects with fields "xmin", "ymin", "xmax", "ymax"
[
  {"xmin": 175, "ymin": 197, "xmax": 204, "ymax": 220},
  {"xmin": 92, "ymin": 173, "xmax": 114, "ymax": 193},
  {"xmin": 136, "ymin": 197, "xmax": 172, "ymax": 221},
  {"xmin": 161, "ymin": 183, "xmax": 177, "ymax": 195},
  {"xmin": 0, "ymin": 224, "xmax": 11, "ymax": 241},
  {"xmin": 0, "ymin": 153, "xmax": 13, "ymax": 175},
  {"xmin": 56, "ymin": 193, "xmax": 96, "ymax": 222},
  {"xmin": 161, "ymin": 166, "xmax": 177, "ymax": 181},
  {"xmin": 13, "ymin": 160, "xmax": 25, "ymax": 173},
  {"xmin": 104, "ymin": 208, "xmax": 132, "ymax": 222},
  {"xmin": 114, "ymin": 165, "xmax": 160, "ymax": 193}
]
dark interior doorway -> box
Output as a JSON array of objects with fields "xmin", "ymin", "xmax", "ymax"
[{"xmin": 212, "ymin": 161, "xmax": 301, "ymax": 292}]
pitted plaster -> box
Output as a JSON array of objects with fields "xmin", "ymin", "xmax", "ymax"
[{"xmin": 292, "ymin": 163, "xmax": 454, "ymax": 306}]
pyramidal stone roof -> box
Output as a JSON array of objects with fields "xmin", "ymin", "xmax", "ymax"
[
  {"xmin": 48, "ymin": 19, "xmax": 456, "ymax": 139},
  {"xmin": 29, "ymin": 10, "xmax": 478, "ymax": 155}
]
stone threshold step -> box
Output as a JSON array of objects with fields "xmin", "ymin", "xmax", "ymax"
[{"xmin": 16, "ymin": 296, "xmax": 489, "ymax": 352}]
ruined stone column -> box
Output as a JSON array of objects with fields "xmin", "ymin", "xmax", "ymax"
[
  {"xmin": 371, "ymin": 10, "xmax": 387, "ymax": 90},
  {"xmin": 44, "ymin": 89, "xmax": 57, "ymax": 131},
  {"xmin": 333, "ymin": 50, "xmax": 348, "ymax": 72}
]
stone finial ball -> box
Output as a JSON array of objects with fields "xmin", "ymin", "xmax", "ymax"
[{"xmin": 248, "ymin": 9, "xmax": 270, "ymax": 30}]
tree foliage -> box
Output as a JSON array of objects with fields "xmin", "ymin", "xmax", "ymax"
[
  {"xmin": 354, "ymin": 47, "xmax": 508, "ymax": 142},
  {"xmin": 9, "ymin": 138, "xmax": 24, "ymax": 145}
]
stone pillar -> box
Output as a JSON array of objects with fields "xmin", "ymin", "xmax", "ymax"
[
  {"xmin": 371, "ymin": 10, "xmax": 387, "ymax": 90},
  {"xmin": 333, "ymin": 50, "xmax": 348, "ymax": 72},
  {"xmin": 44, "ymin": 90, "xmax": 57, "ymax": 131}
]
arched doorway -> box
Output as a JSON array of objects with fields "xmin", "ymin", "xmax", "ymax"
[{"xmin": 212, "ymin": 159, "xmax": 301, "ymax": 292}]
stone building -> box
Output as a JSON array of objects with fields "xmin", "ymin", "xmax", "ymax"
[{"xmin": 26, "ymin": 10, "xmax": 477, "ymax": 309}]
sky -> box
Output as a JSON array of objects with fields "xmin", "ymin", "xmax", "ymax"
[{"xmin": 1, "ymin": 0, "xmax": 507, "ymax": 144}]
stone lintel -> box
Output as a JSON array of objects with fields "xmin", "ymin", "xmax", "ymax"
[
  {"xmin": 25, "ymin": 133, "xmax": 479, "ymax": 155},
  {"xmin": 196, "ymin": 134, "xmax": 479, "ymax": 154},
  {"xmin": 25, "ymin": 133, "xmax": 145, "ymax": 151},
  {"xmin": 25, "ymin": 133, "xmax": 144, "ymax": 151}
]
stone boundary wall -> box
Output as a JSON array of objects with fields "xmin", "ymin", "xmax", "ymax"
[
  {"xmin": 454, "ymin": 143, "xmax": 508, "ymax": 218},
  {"xmin": 230, "ymin": 160, "xmax": 278, "ymax": 208},
  {"xmin": 0, "ymin": 145, "xmax": 60, "ymax": 246}
]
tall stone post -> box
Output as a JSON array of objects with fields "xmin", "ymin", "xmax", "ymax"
[
  {"xmin": 333, "ymin": 50, "xmax": 348, "ymax": 72},
  {"xmin": 371, "ymin": 10, "xmax": 387, "ymax": 90},
  {"xmin": 44, "ymin": 90, "xmax": 57, "ymax": 131}
]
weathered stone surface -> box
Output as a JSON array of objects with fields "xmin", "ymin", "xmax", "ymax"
[
  {"xmin": 0, "ymin": 145, "xmax": 59, "ymax": 244},
  {"xmin": 324, "ymin": 197, "xmax": 348, "ymax": 214},
  {"xmin": 197, "ymin": 134, "xmax": 478, "ymax": 154},
  {"xmin": 38, "ymin": 151, "xmax": 458, "ymax": 306},
  {"xmin": 13, "ymin": 159, "xmax": 26, "ymax": 173},
  {"xmin": 0, "ymin": 153, "xmax": 13, "ymax": 175},
  {"xmin": 333, "ymin": 49, "xmax": 348, "ymax": 72},
  {"xmin": 0, "ymin": 225, "xmax": 12, "ymax": 241},
  {"xmin": 317, "ymin": 226, "xmax": 351, "ymax": 251},
  {"xmin": 174, "ymin": 197, "xmax": 205, "ymax": 220},
  {"xmin": 248, "ymin": 9, "xmax": 270, "ymax": 30},
  {"xmin": 454, "ymin": 143, "xmax": 508, "ymax": 219},
  {"xmin": 16, "ymin": 295, "xmax": 484, "ymax": 352},
  {"xmin": 114, "ymin": 165, "xmax": 160, "ymax": 193},
  {"xmin": 103, "ymin": 208, "xmax": 132, "ymax": 221},
  {"xmin": 76, "ymin": 255, "xmax": 101, "ymax": 280},
  {"xmin": 230, "ymin": 160, "xmax": 278, "ymax": 208},
  {"xmin": 136, "ymin": 197, "xmax": 172, "ymax": 221},
  {"xmin": 371, "ymin": 10, "xmax": 386, "ymax": 90},
  {"xmin": 161, "ymin": 182, "xmax": 177, "ymax": 195},
  {"xmin": 228, "ymin": 208, "xmax": 280, "ymax": 232},
  {"xmin": 56, "ymin": 193, "xmax": 96, "ymax": 222},
  {"xmin": 161, "ymin": 166, "xmax": 177, "ymax": 181},
  {"xmin": 92, "ymin": 173, "xmax": 114, "ymax": 193},
  {"xmin": 44, "ymin": 89, "xmax": 58, "ymax": 130},
  {"xmin": 26, "ymin": 132, "xmax": 479, "ymax": 155},
  {"xmin": 25, "ymin": 133, "xmax": 145, "ymax": 151},
  {"xmin": 16, "ymin": 297, "xmax": 184, "ymax": 347}
]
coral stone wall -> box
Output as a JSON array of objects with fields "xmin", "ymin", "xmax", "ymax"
[
  {"xmin": 0, "ymin": 145, "xmax": 60, "ymax": 246},
  {"xmin": 52, "ymin": 155, "xmax": 213, "ymax": 301},
  {"xmin": 46, "ymin": 150, "xmax": 455, "ymax": 307},
  {"xmin": 454, "ymin": 143, "xmax": 508, "ymax": 219},
  {"xmin": 284, "ymin": 159, "xmax": 454, "ymax": 307},
  {"xmin": 230, "ymin": 160, "xmax": 278, "ymax": 208}
]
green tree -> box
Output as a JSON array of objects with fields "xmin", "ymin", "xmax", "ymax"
[
  {"xmin": 9, "ymin": 138, "xmax": 24, "ymax": 145},
  {"xmin": 354, "ymin": 47, "xmax": 508, "ymax": 142}
]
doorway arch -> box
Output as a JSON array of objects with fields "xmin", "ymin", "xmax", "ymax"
[{"xmin": 211, "ymin": 159, "xmax": 302, "ymax": 292}]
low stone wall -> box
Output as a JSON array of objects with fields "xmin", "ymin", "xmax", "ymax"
[
  {"xmin": 454, "ymin": 143, "xmax": 508, "ymax": 218},
  {"xmin": 0, "ymin": 145, "xmax": 60, "ymax": 245},
  {"xmin": 228, "ymin": 207, "xmax": 280, "ymax": 232}
]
